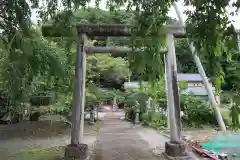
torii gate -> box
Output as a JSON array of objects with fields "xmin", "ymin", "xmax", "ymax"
[{"xmin": 42, "ymin": 23, "xmax": 188, "ymax": 159}]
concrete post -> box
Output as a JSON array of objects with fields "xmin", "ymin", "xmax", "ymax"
[{"xmin": 65, "ymin": 34, "xmax": 88, "ymax": 160}]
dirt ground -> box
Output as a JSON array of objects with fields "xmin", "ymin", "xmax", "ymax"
[
  {"xmin": 0, "ymin": 120, "xmax": 70, "ymax": 140},
  {"xmin": 0, "ymin": 114, "xmax": 99, "ymax": 160},
  {"xmin": 183, "ymin": 127, "xmax": 225, "ymax": 140},
  {"xmin": 162, "ymin": 127, "xmax": 227, "ymax": 142},
  {"xmin": 0, "ymin": 115, "xmax": 100, "ymax": 140}
]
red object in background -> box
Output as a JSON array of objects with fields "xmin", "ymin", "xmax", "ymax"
[{"xmin": 204, "ymin": 136, "xmax": 209, "ymax": 141}]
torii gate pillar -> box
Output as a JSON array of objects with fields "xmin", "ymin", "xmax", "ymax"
[{"xmin": 64, "ymin": 34, "xmax": 88, "ymax": 160}]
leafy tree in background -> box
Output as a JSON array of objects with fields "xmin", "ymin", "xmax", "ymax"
[
  {"xmin": 0, "ymin": 29, "xmax": 66, "ymax": 110},
  {"xmin": 0, "ymin": 0, "xmax": 240, "ymax": 115},
  {"xmin": 87, "ymin": 54, "xmax": 129, "ymax": 89}
]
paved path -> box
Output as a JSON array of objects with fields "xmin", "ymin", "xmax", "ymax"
[{"xmin": 93, "ymin": 112, "xmax": 169, "ymax": 160}]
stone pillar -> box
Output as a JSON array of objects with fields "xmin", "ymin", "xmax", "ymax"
[
  {"xmin": 134, "ymin": 107, "xmax": 140, "ymax": 124},
  {"xmin": 113, "ymin": 97, "xmax": 117, "ymax": 106},
  {"xmin": 65, "ymin": 34, "xmax": 88, "ymax": 160},
  {"xmin": 65, "ymin": 144, "xmax": 88, "ymax": 160},
  {"xmin": 146, "ymin": 97, "xmax": 152, "ymax": 113},
  {"xmin": 112, "ymin": 97, "xmax": 118, "ymax": 112},
  {"xmin": 89, "ymin": 107, "xmax": 95, "ymax": 125},
  {"xmin": 164, "ymin": 33, "xmax": 189, "ymax": 159},
  {"xmin": 134, "ymin": 101, "xmax": 140, "ymax": 124}
]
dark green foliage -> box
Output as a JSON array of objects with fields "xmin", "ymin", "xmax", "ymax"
[
  {"xmin": 180, "ymin": 95, "xmax": 218, "ymax": 127},
  {"xmin": 41, "ymin": 24, "xmax": 74, "ymax": 37},
  {"xmin": 30, "ymin": 112, "xmax": 41, "ymax": 121},
  {"xmin": 1, "ymin": 0, "xmax": 240, "ymax": 127},
  {"xmin": 125, "ymin": 108, "xmax": 135, "ymax": 121},
  {"xmin": 30, "ymin": 93, "xmax": 56, "ymax": 106},
  {"xmin": 141, "ymin": 111, "xmax": 167, "ymax": 130},
  {"xmin": 122, "ymin": 81, "xmax": 220, "ymax": 128},
  {"xmin": 0, "ymin": 91, "xmax": 10, "ymax": 107},
  {"xmin": 175, "ymin": 39, "xmax": 198, "ymax": 73},
  {"xmin": 185, "ymin": 0, "xmax": 239, "ymax": 92},
  {"xmin": 228, "ymin": 92, "xmax": 240, "ymax": 130},
  {"xmin": 229, "ymin": 104, "xmax": 240, "ymax": 131}
]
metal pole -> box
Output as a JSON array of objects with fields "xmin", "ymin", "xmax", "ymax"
[
  {"xmin": 164, "ymin": 54, "xmax": 170, "ymax": 129},
  {"xmin": 172, "ymin": 2, "xmax": 226, "ymax": 131},
  {"xmin": 166, "ymin": 34, "xmax": 179, "ymax": 142}
]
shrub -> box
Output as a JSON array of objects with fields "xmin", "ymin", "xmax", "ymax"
[
  {"xmin": 30, "ymin": 112, "xmax": 41, "ymax": 121},
  {"xmin": 125, "ymin": 107, "xmax": 135, "ymax": 121},
  {"xmin": 123, "ymin": 88, "xmax": 221, "ymax": 128},
  {"xmin": 181, "ymin": 94, "xmax": 218, "ymax": 127},
  {"xmin": 141, "ymin": 111, "xmax": 167, "ymax": 129}
]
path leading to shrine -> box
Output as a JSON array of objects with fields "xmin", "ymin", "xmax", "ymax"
[{"xmin": 92, "ymin": 110, "xmax": 169, "ymax": 160}]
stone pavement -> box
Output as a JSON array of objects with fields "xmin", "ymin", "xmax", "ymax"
[{"xmin": 92, "ymin": 111, "xmax": 169, "ymax": 160}]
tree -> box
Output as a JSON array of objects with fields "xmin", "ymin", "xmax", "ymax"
[
  {"xmin": 44, "ymin": 8, "xmax": 132, "ymax": 89},
  {"xmin": 87, "ymin": 54, "xmax": 129, "ymax": 89},
  {"xmin": 175, "ymin": 39, "xmax": 198, "ymax": 73},
  {"xmin": 0, "ymin": 30, "xmax": 66, "ymax": 110}
]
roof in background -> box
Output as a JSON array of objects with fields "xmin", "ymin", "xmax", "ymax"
[
  {"xmin": 177, "ymin": 73, "xmax": 203, "ymax": 82},
  {"xmin": 181, "ymin": 86, "xmax": 215, "ymax": 96},
  {"xmin": 123, "ymin": 82, "xmax": 147, "ymax": 89},
  {"xmin": 124, "ymin": 74, "xmax": 209, "ymax": 89}
]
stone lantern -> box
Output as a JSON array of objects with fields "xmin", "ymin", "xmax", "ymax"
[
  {"xmin": 134, "ymin": 101, "xmax": 140, "ymax": 124},
  {"xmin": 89, "ymin": 105, "xmax": 95, "ymax": 125}
]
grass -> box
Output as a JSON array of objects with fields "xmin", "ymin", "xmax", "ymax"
[{"xmin": 2, "ymin": 146, "xmax": 64, "ymax": 160}]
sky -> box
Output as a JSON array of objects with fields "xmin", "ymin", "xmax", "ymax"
[{"xmin": 31, "ymin": 0, "xmax": 240, "ymax": 29}]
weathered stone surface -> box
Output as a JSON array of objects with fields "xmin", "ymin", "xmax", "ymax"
[
  {"xmin": 164, "ymin": 141, "xmax": 192, "ymax": 160},
  {"xmin": 65, "ymin": 143, "xmax": 88, "ymax": 160}
]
